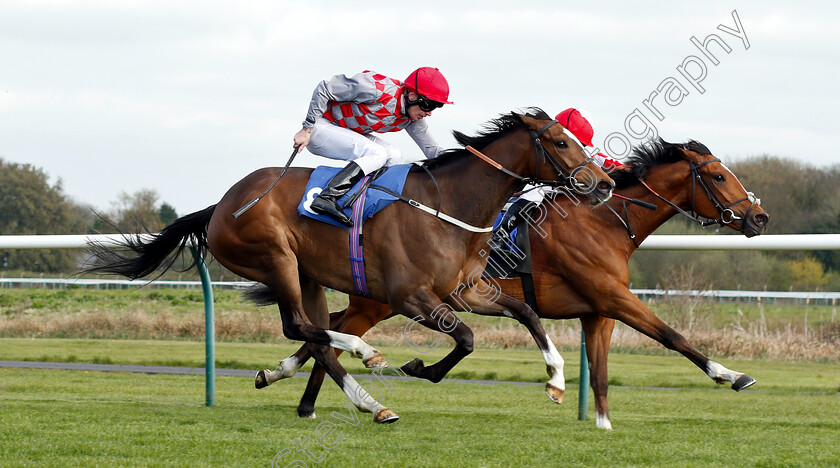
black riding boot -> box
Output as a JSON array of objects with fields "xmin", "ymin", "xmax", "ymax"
[
  {"xmin": 495, "ymin": 198, "xmax": 538, "ymax": 239},
  {"xmin": 310, "ymin": 161, "xmax": 365, "ymax": 227}
]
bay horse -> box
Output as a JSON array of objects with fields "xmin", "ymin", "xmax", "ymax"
[
  {"xmin": 260, "ymin": 138, "xmax": 769, "ymax": 429},
  {"xmin": 82, "ymin": 108, "xmax": 614, "ymax": 424}
]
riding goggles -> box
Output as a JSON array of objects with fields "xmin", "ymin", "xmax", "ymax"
[{"xmin": 407, "ymin": 94, "xmax": 444, "ymax": 112}]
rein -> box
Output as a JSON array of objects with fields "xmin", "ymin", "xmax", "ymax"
[
  {"xmin": 466, "ymin": 119, "xmax": 594, "ymax": 190},
  {"xmin": 383, "ymin": 118, "xmax": 597, "ymax": 233},
  {"xmin": 632, "ymin": 155, "xmax": 760, "ymax": 234},
  {"xmin": 607, "ymin": 154, "xmax": 761, "ymax": 241},
  {"xmin": 602, "ymin": 197, "xmax": 645, "ymax": 248}
]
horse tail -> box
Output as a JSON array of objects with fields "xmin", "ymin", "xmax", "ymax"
[
  {"xmin": 82, "ymin": 205, "xmax": 217, "ymax": 279},
  {"xmin": 242, "ymin": 283, "xmax": 278, "ymax": 307}
]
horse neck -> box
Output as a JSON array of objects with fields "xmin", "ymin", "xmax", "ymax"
[
  {"xmin": 412, "ymin": 130, "xmax": 535, "ymax": 227},
  {"xmin": 609, "ymin": 161, "xmax": 694, "ymax": 251}
]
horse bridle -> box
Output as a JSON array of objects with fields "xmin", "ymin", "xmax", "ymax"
[
  {"xmin": 688, "ymin": 157, "xmax": 760, "ymax": 229},
  {"xmin": 467, "ymin": 119, "xmax": 595, "ymax": 191},
  {"xmin": 529, "ymin": 120, "xmax": 595, "ymax": 190},
  {"xmin": 638, "ymin": 149, "xmax": 761, "ymax": 233}
]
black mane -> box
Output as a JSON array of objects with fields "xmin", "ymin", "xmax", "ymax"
[
  {"xmin": 609, "ymin": 138, "xmax": 712, "ymax": 189},
  {"xmin": 414, "ymin": 107, "xmax": 551, "ymax": 171}
]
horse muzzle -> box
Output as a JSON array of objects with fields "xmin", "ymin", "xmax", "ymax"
[
  {"xmin": 584, "ymin": 179, "xmax": 615, "ymax": 206},
  {"xmin": 567, "ymin": 165, "xmax": 615, "ymax": 206},
  {"xmin": 742, "ymin": 210, "xmax": 769, "ymax": 238}
]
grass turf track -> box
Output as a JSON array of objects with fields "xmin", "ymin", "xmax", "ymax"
[
  {"xmin": 1, "ymin": 368, "xmax": 839, "ymax": 467},
  {"xmin": 1, "ymin": 338, "xmax": 838, "ymax": 393},
  {"xmin": 1, "ymin": 339, "xmax": 839, "ymax": 467}
]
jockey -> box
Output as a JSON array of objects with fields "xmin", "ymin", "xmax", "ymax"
[
  {"xmin": 293, "ymin": 67, "xmax": 453, "ymax": 227},
  {"xmin": 496, "ymin": 108, "xmax": 621, "ymax": 236}
]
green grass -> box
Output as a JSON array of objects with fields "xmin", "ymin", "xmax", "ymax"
[
  {"xmin": 646, "ymin": 299, "xmax": 839, "ymax": 329},
  {"xmin": 0, "ymin": 366, "xmax": 838, "ymax": 467},
  {"xmin": 2, "ymin": 338, "xmax": 838, "ymax": 394},
  {"xmin": 1, "ymin": 339, "xmax": 838, "ymax": 466}
]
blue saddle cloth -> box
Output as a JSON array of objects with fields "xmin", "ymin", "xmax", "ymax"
[
  {"xmin": 297, "ymin": 164, "xmax": 412, "ymax": 228},
  {"xmin": 492, "ymin": 211, "xmax": 519, "ymax": 246},
  {"xmin": 492, "ymin": 194, "xmax": 531, "ymax": 248},
  {"xmin": 484, "ymin": 197, "xmax": 531, "ymax": 279}
]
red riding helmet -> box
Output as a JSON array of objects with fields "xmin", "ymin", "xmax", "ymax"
[
  {"xmin": 555, "ymin": 108, "xmax": 595, "ymax": 147},
  {"xmin": 404, "ymin": 67, "xmax": 454, "ymax": 104},
  {"xmin": 556, "ymin": 107, "xmax": 622, "ymax": 168}
]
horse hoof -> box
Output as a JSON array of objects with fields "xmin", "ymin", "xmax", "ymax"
[
  {"xmin": 545, "ymin": 383, "xmax": 564, "ymax": 404},
  {"xmin": 732, "ymin": 374, "xmax": 756, "ymax": 391},
  {"xmin": 297, "ymin": 405, "xmax": 316, "ymax": 418},
  {"xmin": 363, "ymin": 352, "xmax": 388, "ymax": 369},
  {"xmin": 255, "ymin": 370, "xmax": 269, "ymax": 389},
  {"xmin": 400, "ymin": 358, "xmax": 425, "ymax": 377},
  {"xmin": 374, "ymin": 408, "xmax": 399, "ymax": 424}
]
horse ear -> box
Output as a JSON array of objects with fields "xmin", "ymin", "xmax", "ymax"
[
  {"xmin": 517, "ymin": 113, "xmax": 539, "ymax": 129},
  {"xmin": 663, "ymin": 139, "xmax": 700, "ymax": 163},
  {"xmin": 659, "ymin": 138, "xmax": 679, "ymax": 153},
  {"xmin": 452, "ymin": 130, "xmax": 469, "ymax": 146}
]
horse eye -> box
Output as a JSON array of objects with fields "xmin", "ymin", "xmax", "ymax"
[
  {"xmin": 556, "ymin": 140, "xmax": 568, "ymax": 149},
  {"xmin": 713, "ymin": 174, "xmax": 726, "ymax": 182}
]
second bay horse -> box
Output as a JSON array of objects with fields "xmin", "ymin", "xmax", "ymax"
[{"xmin": 258, "ymin": 139, "xmax": 769, "ymax": 428}]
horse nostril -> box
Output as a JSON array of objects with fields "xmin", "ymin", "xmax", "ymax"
[
  {"xmin": 597, "ymin": 180, "xmax": 613, "ymax": 191},
  {"xmin": 754, "ymin": 213, "xmax": 769, "ymax": 226}
]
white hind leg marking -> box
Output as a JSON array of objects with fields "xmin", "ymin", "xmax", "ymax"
[
  {"xmin": 326, "ymin": 330, "xmax": 379, "ymax": 360},
  {"xmin": 263, "ymin": 356, "xmax": 301, "ymax": 385},
  {"xmin": 596, "ymin": 412, "xmax": 613, "ymax": 430},
  {"xmin": 542, "ymin": 333, "xmax": 566, "ymax": 391},
  {"xmin": 341, "ymin": 375, "xmax": 386, "ymax": 414},
  {"xmin": 706, "ymin": 360, "xmax": 742, "ymax": 385}
]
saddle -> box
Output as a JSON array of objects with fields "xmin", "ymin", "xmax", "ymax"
[{"xmin": 297, "ymin": 164, "xmax": 412, "ymax": 228}]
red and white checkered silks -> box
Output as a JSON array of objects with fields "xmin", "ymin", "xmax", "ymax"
[{"xmin": 323, "ymin": 71, "xmax": 412, "ymax": 134}]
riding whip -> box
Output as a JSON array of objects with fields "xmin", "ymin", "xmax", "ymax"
[
  {"xmin": 612, "ymin": 194, "xmax": 657, "ymax": 210},
  {"xmin": 232, "ymin": 146, "xmax": 300, "ymax": 218}
]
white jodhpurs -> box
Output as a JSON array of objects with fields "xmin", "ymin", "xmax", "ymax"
[
  {"xmin": 307, "ymin": 117, "xmax": 403, "ymax": 175},
  {"xmin": 518, "ymin": 183, "xmax": 554, "ymax": 204}
]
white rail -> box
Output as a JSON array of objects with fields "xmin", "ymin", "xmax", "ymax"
[
  {"xmin": 637, "ymin": 234, "xmax": 840, "ymax": 250},
  {"xmin": 630, "ymin": 288, "xmax": 840, "ymax": 304},
  {"xmin": 0, "ymin": 278, "xmax": 252, "ymax": 289},
  {"xmin": 2, "ymin": 278, "xmax": 837, "ymax": 303},
  {"xmin": 0, "ymin": 234, "xmax": 155, "ymax": 249}
]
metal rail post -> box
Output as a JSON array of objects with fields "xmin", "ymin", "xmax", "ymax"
[
  {"xmin": 578, "ymin": 329, "xmax": 589, "ymax": 421},
  {"xmin": 192, "ymin": 247, "xmax": 215, "ymax": 407}
]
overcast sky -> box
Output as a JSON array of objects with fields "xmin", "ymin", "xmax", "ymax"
[{"xmin": 1, "ymin": 1, "xmax": 838, "ymax": 215}]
